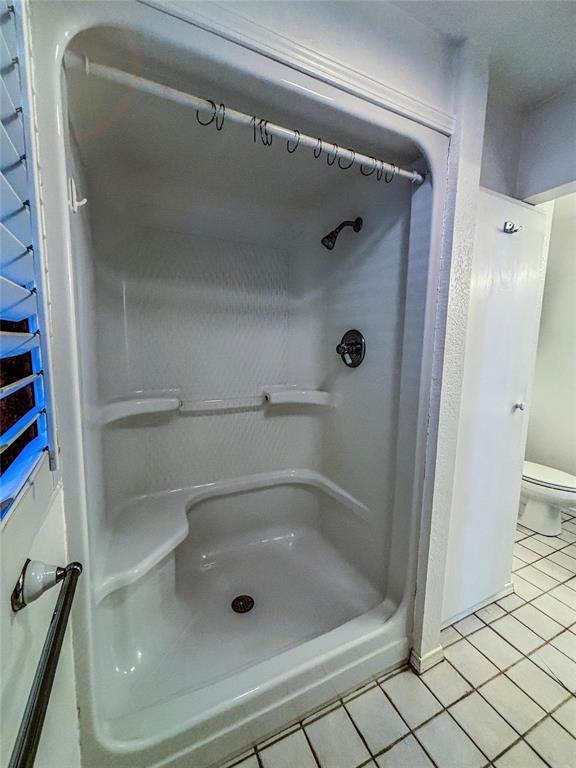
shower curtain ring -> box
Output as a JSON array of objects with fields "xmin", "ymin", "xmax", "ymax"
[
  {"xmin": 360, "ymin": 157, "xmax": 376, "ymax": 176},
  {"xmin": 287, "ymin": 129, "xmax": 300, "ymax": 153},
  {"xmin": 384, "ymin": 165, "xmax": 395, "ymax": 183},
  {"xmin": 215, "ymin": 103, "xmax": 225, "ymax": 131},
  {"xmin": 376, "ymin": 160, "xmax": 384, "ymax": 181},
  {"xmin": 338, "ymin": 149, "xmax": 355, "ymax": 170},
  {"xmin": 259, "ymin": 119, "xmax": 273, "ymax": 146},
  {"xmin": 327, "ymin": 143, "xmax": 339, "ymax": 166},
  {"xmin": 314, "ymin": 138, "xmax": 323, "ymax": 159},
  {"xmin": 196, "ymin": 99, "xmax": 217, "ymax": 127}
]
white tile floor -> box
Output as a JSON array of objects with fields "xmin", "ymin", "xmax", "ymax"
[{"xmin": 220, "ymin": 513, "xmax": 576, "ymax": 768}]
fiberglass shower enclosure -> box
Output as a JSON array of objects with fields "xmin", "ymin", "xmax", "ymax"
[{"xmin": 32, "ymin": 4, "xmax": 448, "ymax": 767}]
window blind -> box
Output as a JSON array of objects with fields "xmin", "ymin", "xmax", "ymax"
[{"xmin": 0, "ymin": 3, "xmax": 49, "ymax": 519}]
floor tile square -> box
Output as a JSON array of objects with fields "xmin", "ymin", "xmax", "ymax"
[
  {"xmin": 515, "ymin": 564, "xmax": 559, "ymax": 591},
  {"xmin": 444, "ymin": 639, "xmax": 499, "ymax": 687},
  {"xmin": 380, "ymin": 670, "xmax": 442, "ymax": 729},
  {"xmin": 440, "ymin": 625, "xmax": 461, "ymax": 647},
  {"xmin": 475, "ymin": 602, "xmax": 506, "ymax": 624},
  {"xmin": 532, "ymin": 593, "xmax": 576, "ymax": 626},
  {"xmin": 563, "ymin": 543, "xmax": 576, "ymax": 559},
  {"xmin": 478, "ymin": 675, "xmax": 545, "ymax": 734},
  {"xmin": 550, "ymin": 551, "xmax": 576, "ymax": 573},
  {"xmin": 235, "ymin": 757, "xmax": 260, "ymax": 768},
  {"xmin": 520, "ymin": 537, "xmax": 555, "ymax": 557},
  {"xmin": 259, "ymin": 730, "xmax": 317, "ymax": 768},
  {"xmin": 536, "ymin": 532, "xmax": 570, "ymax": 548},
  {"xmin": 494, "ymin": 740, "xmax": 548, "ymax": 767},
  {"xmin": 454, "ymin": 614, "xmax": 485, "ymax": 636},
  {"xmin": 346, "ymin": 686, "xmax": 409, "ymax": 754},
  {"xmin": 512, "ymin": 574, "xmax": 542, "ymax": 601},
  {"xmin": 421, "ymin": 661, "xmax": 472, "ymax": 706},
  {"xmin": 525, "ymin": 716, "xmax": 576, "ymax": 768},
  {"xmin": 511, "ymin": 603, "xmax": 564, "ymax": 640},
  {"xmin": 558, "ymin": 530, "xmax": 576, "ymax": 544},
  {"xmin": 375, "ymin": 734, "xmax": 434, "ymax": 767},
  {"xmin": 530, "ymin": 644, "xmax": 576, "ymax": 691},
  {"xmin": 491, "ymin": 615, "xmax": 544, "ymax": 654},
  {"xmin": 513, "ymin": 543, "xmax": 540, "ymax": 564},
  {"xmin": 467, "ymin": 626, "xmax": 522, "ymax": 670},
  {"xmin": 550, "ymin": 583, "xmax": 576, "ymax": 610},
  {"xmin": 552, "ymin": 697, "xmax": 576, "ymax": 738},
  {"xmin": 221, "ymin": 750, "xmax": 258, "ymax": 768},
  {"xmin": 514, "ymin": 530, "xmax": 529, "ymax": 542},
  {"xmin": 497, "ymin": 594, "xmax": 525, "ymax": 611},
  {"xmin": 305, "ymin": 706, "xmax": 370, "ymax": 768},
  {"xmin": 449, "ymin": 691, "xmax": 518, "ymax": 759},
  {"xmin": 416, "ymin": 711, "xmax": 487, "ymax": 768},
  {"xmin": 534, "ymin": 557, "xmax": 574, "ymax": 582},
  {"xmin": 551, "ymin": 629, "xmax": 576, "ymax": 662},
  {"xmin": 511, "ymin": 557, "xmax": 525, "ymax": 572},
  {"xmin": 505, "ymin": 658, "xmax": 570, "ymax": 710}
]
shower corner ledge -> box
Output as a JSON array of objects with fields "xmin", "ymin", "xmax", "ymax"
[{"xmin": 94, "ymin": 469, "xmax": 370, "ymax": 604}]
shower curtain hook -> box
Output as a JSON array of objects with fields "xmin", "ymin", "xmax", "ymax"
[
  {"xmin": 314, "ymin": 138, "xmax": 323, "ymax": 159},
  {"xmin": 384, "ymin": 164, "xmax": 396, "ymax": 183},
  {"xmin": 376, "ymin": 160, "xmax": 384, "ymax": 181},
  {"xmin": 215, "ymin": 103, "xmax": 225, "ymax": 131},
  {"xmin": 338, "ymin": 149, "xmax": 355, "ymax": 170},
  {"xmin": 360, "ymin": 156, "xmax": 376, "ymax": 176},
  {"xmin": 287, "ymin": 129, "xmax": 300, "ymax": 153},
  {"xmin": 196, "ymin": 99, "xmax": 217, "ymax": 127},
  {"xmin": 259, "ymin": 119, "xmax": 273, "ymax": 146},
  {"xmin": 327, "ymin": 143, "xmax": 339, "ymax": 166}
]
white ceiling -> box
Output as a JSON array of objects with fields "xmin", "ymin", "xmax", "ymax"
[{"xmin": 395, "ymin": 1, "xmax": 576, "ymax": 111}]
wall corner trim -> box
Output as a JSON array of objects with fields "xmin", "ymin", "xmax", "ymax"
[{"xmin": 410, "ymin": 645, "xmax": 444, "ymax": 674}]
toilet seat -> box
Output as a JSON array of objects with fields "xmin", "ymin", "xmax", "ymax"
[
  {"xmin": 519, "ymin": 461, "xmax": 576, "ymax": 536},
  {"xmin": 522, "ymin": 461, "xmax": 576, "ymax": 493}
]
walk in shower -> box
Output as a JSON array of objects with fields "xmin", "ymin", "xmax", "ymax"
[{"xmin": 32, "ymin": 5, "xmax": 448, "ymax": 766}]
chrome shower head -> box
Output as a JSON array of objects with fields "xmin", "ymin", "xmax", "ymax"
[{"xmin": 321, "ymin": 217, "xmax": 363, "ymax": 250}]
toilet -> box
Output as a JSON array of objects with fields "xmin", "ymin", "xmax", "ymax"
[{"xmin": 519, "ymin": 461, "xmax": 576, "ymax": 536}]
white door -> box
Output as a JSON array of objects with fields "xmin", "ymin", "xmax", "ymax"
[{"xmin": 442, "ymin": 188, "xmax": 552, "ymax": 622}]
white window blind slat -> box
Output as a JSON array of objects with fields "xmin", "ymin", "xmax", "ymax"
[
  {"xmin": 0, "ymin": 120, "xmax": 26, "ymax": 199},
  {"xmin": 0, "ymin": 372, "xmax": 40, "ymax": 398},
  {"xmin": 0, "ymin": 170, "xmax": 31, "ymax": 244},
  {"xmin": 0, "ymin": 75, "xmax": 25, "ymax": 156},
  {"xmin": 0, "ymin": 7, "xmax": 17, "ymax": 61},
  {"xmin": 0, "ymin": 33, "xmax": 19, "ymax": 105},
  {"xmin": 0, "ymin": 329, "xmax": 39, "ymax": 357},
  {"xmin": 0, "ymin": 407, "xmax": 43, "ymax": 454},
  {"xmin": 0, "ymin": 222, "xmax": 33, "ymax": 282},
  {"xmin": 0, "ymin": 438, "xmax": 46, "ymax": 514},
  {"xmin": 0, "ymin": 275, "xmax": 36, "ymax": 320}
]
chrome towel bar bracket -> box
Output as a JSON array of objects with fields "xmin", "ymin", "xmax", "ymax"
[{"xmin": 9, "ymin": 560, "xmax": 82, "ymax": 768}]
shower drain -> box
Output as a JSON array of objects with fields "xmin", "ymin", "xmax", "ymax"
[{"xmin": 231, "ymin": 594, "xmax": 255, "ymax": 614}]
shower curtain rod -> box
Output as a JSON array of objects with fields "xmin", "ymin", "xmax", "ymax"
[{"xmin": 65, "ymin": 53, "xmax": 424, "ymax": 186}]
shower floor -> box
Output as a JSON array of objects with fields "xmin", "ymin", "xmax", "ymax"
[{"xmin": 121, "ymin": 522, "xmax": 384, "ymax": 712}]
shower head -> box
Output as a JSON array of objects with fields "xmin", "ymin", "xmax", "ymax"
[{"xmin": 321, "ymin": 217, "xmax": 363, "ymax": 250}]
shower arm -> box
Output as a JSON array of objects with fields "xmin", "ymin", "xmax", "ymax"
[{"xmin": 64, "ymin": 52, "xmax": 424, "ymax": 186}]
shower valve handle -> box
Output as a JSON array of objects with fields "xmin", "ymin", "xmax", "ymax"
[{"xmin": 336, "ymin": 330, "xmax": 366, "ymax": 368}]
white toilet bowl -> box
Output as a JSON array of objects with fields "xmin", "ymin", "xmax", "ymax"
[{"xmin": 519, "ymin": 461, "xmax": 576, "ymax": 536}]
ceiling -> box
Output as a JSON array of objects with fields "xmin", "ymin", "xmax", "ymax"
[{"xmin": 395, "ymin": 1, "xmax": 576, "ymax": 111}]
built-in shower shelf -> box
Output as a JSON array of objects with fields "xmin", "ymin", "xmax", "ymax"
[
  {"xmin": 94, "ymin": 470, "xmax": 370, "ymax": 603},
  {"xmin": 102, "ymin": 388, "xmax": 334, "ymax": 423},
  {"xmin": 101, "ymin": 391, "xmax": 181, "ymax": 424}
]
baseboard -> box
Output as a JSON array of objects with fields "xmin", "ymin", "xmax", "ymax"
[
  {"xmin": 442, "ymin": 581, "xmax": 514, "ymax": 628},
  {"xmin": 410, "ymin": 644, "xmax": 444, "ymax": 674}
]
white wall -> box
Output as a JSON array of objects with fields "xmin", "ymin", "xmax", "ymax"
[
  {"xmin": 480, "ymin": 91, "xmax": 523, "ymax": 198},
  {"xmin": 517, "ymin": 85, "xmax": 576, "ymax": 203},
  {"xmin": 0, "ymin": 478, "xmax": 81, "ymax": 768},
  {"xmin": 526, "ymin": 193, "xmax": 576, "ymax": 475}
]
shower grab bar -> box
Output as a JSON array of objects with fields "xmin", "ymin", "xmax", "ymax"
[
  {"xmin": 64, "ymin": 52, "xmax": 424, "ymax": 186},
  {"xmin": 9, "ymin": 560, "xmax": 83, "ymax": 768}
]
